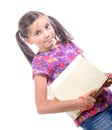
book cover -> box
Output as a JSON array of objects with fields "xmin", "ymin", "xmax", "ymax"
[{"xmin": 48, "ymin": 55, "xmax": 108, "ymax": 120}]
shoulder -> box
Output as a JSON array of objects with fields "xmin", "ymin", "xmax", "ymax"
[
  {"xmin": 60, "ymin": 41, "xmax": 79, "ymax": 47},
  {"xmin": 32, "ymin": 53, "xmax": 50, "ymax": 67},
  {"xmin": 31, "ymin": 53, "xmax": 52, "ymax": 79}
]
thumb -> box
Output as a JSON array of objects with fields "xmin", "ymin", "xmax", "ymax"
[{"xmin": 87, "ymin": 88, "xmax": 97, "ymax": 96}]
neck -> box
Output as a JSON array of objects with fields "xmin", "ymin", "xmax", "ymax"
[
  {"xmin": 39, "ymin": 44, "xmax": 57, "ymax": 53},
  {"xmin": 39, "ymin": 40, "xmax": 58, "ymax": 52}
]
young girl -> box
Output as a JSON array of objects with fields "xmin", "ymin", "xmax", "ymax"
[{"xmin": 16, "ymin": 11, "xmax": 112, "ymax": 130}]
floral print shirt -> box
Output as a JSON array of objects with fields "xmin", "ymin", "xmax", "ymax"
[
  {"xmin": 32, "ymin": 42, "xmax": 82, "ymax": 84},
  {"xmin": 32, "ymin": 42, "xmax": 112, "ymax": 126}
]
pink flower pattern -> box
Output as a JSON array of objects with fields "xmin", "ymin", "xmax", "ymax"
[{"xmin": 32, "ymin": 42, "xmax": 82, "ymax": 84}]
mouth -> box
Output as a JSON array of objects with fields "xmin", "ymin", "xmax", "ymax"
[{"xmin": 45, "ymin": 38, "xmax": 55, "ymax": 44}]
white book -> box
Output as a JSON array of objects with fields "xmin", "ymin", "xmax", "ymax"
[{"xmin": 48, "ymin": 55, "xmax": 108, "ymax": 120}]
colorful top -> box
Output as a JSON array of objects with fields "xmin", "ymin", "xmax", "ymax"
[
  {"xmin": 32, "ymin": 42, "xmax": 82, "ymax": 84},
  {"xmin": 32, "ymin": 42, "xmax": 112, "ymax": 126}
]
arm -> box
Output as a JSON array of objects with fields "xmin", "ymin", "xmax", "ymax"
[{"xmin": 34, "ymin": 74, "xmax": 96, "ymax": 114}]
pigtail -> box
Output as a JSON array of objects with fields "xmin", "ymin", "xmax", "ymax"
[
  {"xmin": 48, "ymin": 16, "xmax": 74, "ymax": 43},
  {"xmin": 16, "ymin": 31, "xmax": 35, "ymax": 65}
]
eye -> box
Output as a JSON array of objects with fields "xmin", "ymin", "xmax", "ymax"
[
  {"xmin": 45, "ymin": 23, "xmax": 50, "ymax": 29},
  {"xmin": 35, "ymin": 31, "xmax": 41, "ymax": 36}
]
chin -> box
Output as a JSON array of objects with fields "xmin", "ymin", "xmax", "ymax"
[
  {"xmin": 46, "ymin": 44, "xmax": 54, "ymax": 51},
  {"xmin": 49, "ymin": 41, "xmax": 55, "ymax": 47}
]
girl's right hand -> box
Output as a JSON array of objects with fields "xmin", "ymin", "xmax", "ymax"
[{"xmin": 79, "ymin": 89, "xmax": 96, "ymax": 112}]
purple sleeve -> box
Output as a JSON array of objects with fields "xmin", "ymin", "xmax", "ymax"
[
  {"xmin": 32, "ymin": 56, "xmax": 53, "ymax": 79},
  {"xmin": 71, "ymin": 41, "xmax": 83, "ymax": 55}
]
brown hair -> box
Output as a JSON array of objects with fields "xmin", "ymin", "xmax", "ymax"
[{"xmin": 15, "ymin": 11, "xmax": 73, "ymax": 64}]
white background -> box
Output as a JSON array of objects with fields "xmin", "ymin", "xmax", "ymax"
[{"xmin": 0, "ymin": 0, "xmax": 112, "ymax": 130}]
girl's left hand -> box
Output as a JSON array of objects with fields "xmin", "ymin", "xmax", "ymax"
[{"xmin": 103, "ymin": 73, "xmax": 112, "ymax": 87}]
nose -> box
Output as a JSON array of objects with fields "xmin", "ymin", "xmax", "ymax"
[{"xmin": 43, "ymin": 30, "xmax": 50, "ymax": 38}]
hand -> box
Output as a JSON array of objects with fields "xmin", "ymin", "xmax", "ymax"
[
  {"xmin": 79, "ymin": 89, "xmax": 96, "ymax": 112},
  {"xmin": 103, "ymin": 73, "xmax": 112, "ymax": 87}
]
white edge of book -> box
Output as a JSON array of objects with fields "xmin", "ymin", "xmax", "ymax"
[{"xmin": 48, "ymin": 55, "xmax": 84, "ymax": 98}]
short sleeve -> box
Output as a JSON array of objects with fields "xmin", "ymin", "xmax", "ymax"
[
  {"xmin": 32, "ymin": 55, "xmax": 53, "ymax": 79},
  {"xmin": 71, "ymin": 41, "xmax": 83, "ymax": 55}
]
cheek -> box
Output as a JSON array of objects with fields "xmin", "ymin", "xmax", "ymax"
[
  {"xmin": 51, "ymin": 29, "xmax": 55, "ymax": 37},
  {"xmin": 50, "ymin": 27, "xmax": 55, "ymax": 36},
  {"xmin": 35, "ymin": 37, "xmax": 45, "ymax": 46},
  {"xmin": 34, "ymin": 36, "xmax": 43, "ymax": 43}
]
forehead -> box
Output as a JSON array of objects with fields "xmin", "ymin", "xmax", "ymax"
[{"xmin": 29, "ymin": 15, "xmax": 50, "ymax": 31}]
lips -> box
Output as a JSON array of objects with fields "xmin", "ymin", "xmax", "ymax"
[
  {"xmin": 45, "ymin": 38, "xmax": 54, "ymax": 44},
  {"xmin": 47, "ymin": 38, "xmax": 53, "ymax": 43}
]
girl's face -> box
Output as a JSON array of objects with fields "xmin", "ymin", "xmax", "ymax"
[{"xmin": 26, "ymin": 15, "xmax": 56, "ymax": 52}]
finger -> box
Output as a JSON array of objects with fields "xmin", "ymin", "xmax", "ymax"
[
  {"xmin": 106, "ymin": 73, "xmax": 112, "ymax": 78},
  {"xmin": 107, "ymin": 79, "xmax": 112, "ymax": 82},
  {"xmin": 88, "ymin": 89, "xmax": 97, "ymax": 95},
  {"xmin": 105, "ymin": 73, "xmax": 110, "ymax": 77},
  {"xmin": 86, "ymin": 103, "xmax": 94, "ymax": 109}
]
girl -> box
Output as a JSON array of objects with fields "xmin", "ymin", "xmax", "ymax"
[{"xmin": 16, "ymin": 11, "xmax": 112, "ymax": 130}]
